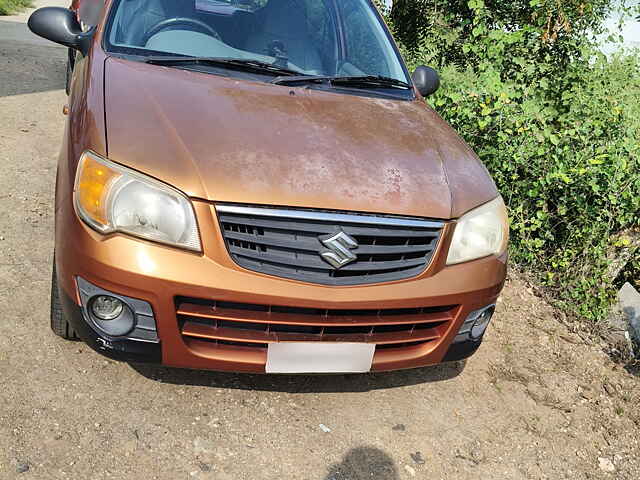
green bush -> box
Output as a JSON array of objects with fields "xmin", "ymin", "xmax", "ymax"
[
  {"xmin": 432, "ymin": 55, "xmax": 639, "ymax": 320},
  {"xmin": 0, "ymin": 0, "xmax": 32, "ymax": 15},
  {"xmin": 381, "ymin": 1, "xmax": 640, "ymax": 321}
]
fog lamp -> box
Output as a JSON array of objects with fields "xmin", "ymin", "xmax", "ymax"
[
  {"xmin": 91, "ymin": 295, "xmax": 124, "ymax": 320},
  {"xmin": 453, "ymin": 304, "xmax": 496, "ymax": 343},
  {"xmin": 88, "ymin": 295, "xmax": 135, "ymax": 336},
  {"xmin": 470, "ymin": 306, "xmax": 495, "ymax": 339}
]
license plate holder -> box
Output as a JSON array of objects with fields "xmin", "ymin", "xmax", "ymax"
[{"xmin": 266, "ymin": 342, "xmax": 375, "ymax": 374}]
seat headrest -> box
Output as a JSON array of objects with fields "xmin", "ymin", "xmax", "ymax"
[{"xmin": 261, "ymin": 0, "xmax": 309, "ymax": 37}]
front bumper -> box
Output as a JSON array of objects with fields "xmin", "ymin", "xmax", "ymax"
[
  {"xmin": 56, "ymin": 199, "xmax": 506, "ymax": 373},
  {"xmin": 60, "ymin": 289, "xmax": 161, "ymax": 364}
]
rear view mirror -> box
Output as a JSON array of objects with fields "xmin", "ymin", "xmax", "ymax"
[
  {"xmin": 28, "ymin": 7, "xmax": 93, "ymax": 55},
  {"xmin": 412, "ymin": 66, "xmax": 440, "ymax": 97}
]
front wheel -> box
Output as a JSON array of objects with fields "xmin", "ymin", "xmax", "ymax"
[
  {"xmin": 50, "ymin": 260, "xmax": 79, "ymax": 340},
  {"xmin": 65, "ymin": 59, "xmax": 72, "ymax": 95},
  {"xmin": 65, "ymin": 49, "xmax": 75, "ymax": 95}
]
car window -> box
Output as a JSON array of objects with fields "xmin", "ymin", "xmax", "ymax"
[
  {"xmin": 78, "ymin": 0, "xmax": 105, "ymax": 29},
  {"xmin": 301, "ymin": 0, "xmax": 338, "ymax": 74},
  {"xmin": 104, "ymin": 0, "xmax": 409, "ymax": 83},
  {"xmin": 336, "ymin": 0, "xmax": 402, "ymax": 80}
]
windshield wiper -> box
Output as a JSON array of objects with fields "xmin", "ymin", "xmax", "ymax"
[
  {"xmin": 271, "ymin": 74, "xmax": 411, "ymax": 90},
  {"xmin": 270, "ymin": 75, "xmax": 333, "ymax": 85},
  {"xmin": 144, "ymin": 56, "xmax": 301, "ymax": 76},
  {"xmin": 332, "ymin": 75, "xmax": 411, "ymax": 89},
  {"xmin": 144, "ymin": 57, "xmax": 411, "ymax": 90}
]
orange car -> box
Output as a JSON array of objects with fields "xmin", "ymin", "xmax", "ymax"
[{"xmin": 29, "ymin": 0, "xmax": 508, "ymax": 374}]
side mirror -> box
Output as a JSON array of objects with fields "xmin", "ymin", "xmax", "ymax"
[
  {"xmin": 28, "ymin": 7, "xmax": 93, "ymax": 55},
  {"xmin": 412, "ymin": 66, "xmax": 440, "ymax": 97}
]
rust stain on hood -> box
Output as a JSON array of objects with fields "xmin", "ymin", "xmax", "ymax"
[{"xmin": 104, "ymin": 57, "xmax": 496, "ymax": 219}]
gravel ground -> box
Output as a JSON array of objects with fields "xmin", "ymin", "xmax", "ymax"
[{"xmin": 1, "ymin": 4, "xmax": 639, "ymax": 479}]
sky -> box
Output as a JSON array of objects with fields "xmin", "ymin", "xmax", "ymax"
[
  {"xmin": 379, "ymin": 0, "xmax": 638, "ymax": 53},
  {"xmin": 599, "ymin": 1, "xmax": 640, "ymax": 53}
]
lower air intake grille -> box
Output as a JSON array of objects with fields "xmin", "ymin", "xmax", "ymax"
[
  {"xmin": 176, "ymin": 298, "xmax": 457, "ymax": 350},
  {"xmin": 216, "ymin": 205, "xmax": 444, "ymax": 286}
]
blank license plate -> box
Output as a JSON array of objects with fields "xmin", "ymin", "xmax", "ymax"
[{"xmin": 266, "ymin": 342, "xmax": 375, "ymax": 374}]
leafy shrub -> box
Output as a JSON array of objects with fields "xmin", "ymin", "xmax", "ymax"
[
  {"xmin": 432, "ymin": 55, "xmax": 639, "ymax": 320},
  {"xmin": 381, "ymin": 1, "xmax": 640, "ymax": 321},
  {"xmin": 0, "ymin": 0, "xmax": 32, "ymax": 16}
]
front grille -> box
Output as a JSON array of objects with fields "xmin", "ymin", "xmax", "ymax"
[
  {"xmin": 216, "ymin": 205, "xmax": 444, "ymax": 286},
  {"xmin": 176, "ymin": 297, "xmax": 457, "ymax": 351}
]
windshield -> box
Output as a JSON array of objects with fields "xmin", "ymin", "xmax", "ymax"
[{"xmin": 104, "ymin": 0, "xmax": 409, "ymax": 84}]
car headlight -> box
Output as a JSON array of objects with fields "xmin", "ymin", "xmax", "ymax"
[
  {"xmin": 74, "ymin": 151, "xmax": 201, "ymax": 251},
  {"xmin": 446, "ymin": 196, "xmax": 509, "ymax": 265}
]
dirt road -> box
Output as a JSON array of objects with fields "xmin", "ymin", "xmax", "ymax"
[{"xmin": 1, "ymin": 4, "xmax": 639, "ymax": 479}]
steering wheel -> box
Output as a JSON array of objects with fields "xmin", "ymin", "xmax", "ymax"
[{"xmin": 143, "ymin": 17, "xmax": 222, "ymax": 45}]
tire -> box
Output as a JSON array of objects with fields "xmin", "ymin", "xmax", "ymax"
[
  {"xmin": 50, "ymin": 261, "xmax": 79, "ymax": 340},
  {"xmin": 65, "ymin": 48, "xmax": 75, "ymax": 96},
  {"xmin": 65, "ymin": 59, "xmax": 72, "ymax": 96}
]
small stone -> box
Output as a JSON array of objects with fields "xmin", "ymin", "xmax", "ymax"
[
  {"xmin": 392, "ymin": 424, "xmax": 406, "ymax": 431},
  {"xmin": 410, "ymin": 452, "xmax": 425, "ymax": 465},
  {"xmin": 198, "ymin": 462, "xmax": 211, "ymax": 472},
  {"xmin": 579, "ymin": 385, "xmax": 596, "ymax": 400},
  {"xmin": 598, "ymin": 457, "xmax": 615, "ymax": 473},
  {"xmin": 603, "ymin": 383, "xmax": 615, "ymax": 396},
  {"xmin": 16, "ymin": 462, "xmax": 29, "ymax": 474},
  {"xmin": 619, "ymin": 282, "xmax": 640, "ymax": 346},
  {"xmin": 404, "ymin": 465, "xmax": 416, "ymax": 477}
]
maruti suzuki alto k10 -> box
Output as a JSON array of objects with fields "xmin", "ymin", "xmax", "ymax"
[{"xmin": 28, "ymin": 0, "xmax": 508, "ymax": 373}]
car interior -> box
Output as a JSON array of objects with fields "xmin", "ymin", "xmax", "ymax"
[
  {"xmin": 109, "ymin": 0, "xmax": 336, "ymax": 74},
  {"xmin": 107, "ymin": 0, "xmax": 403, "ymax": 79}
]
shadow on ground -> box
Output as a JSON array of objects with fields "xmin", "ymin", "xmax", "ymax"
[
  {"xmin": 130, "ymin": 360, "xmax": 466, "ymax": 393},
  {"xmin": 324, "ymin": 447, "xmax": 399, "ymax": 480},
  {"xmin": 625, "ymin": 359, "xmax": 640, "ymax": 377},
  {"xmin": 0, "ymin": 20, "xmax": 66, "ymax": 97}
]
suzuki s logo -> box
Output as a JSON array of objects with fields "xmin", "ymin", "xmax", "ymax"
[{"xmin": 319, "ymin": 230, "xmax": 358, "ymax": 269}]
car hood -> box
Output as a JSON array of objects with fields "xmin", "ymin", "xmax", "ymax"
[{"xmin": 103, "ymin": 57, "xmax": 497, "ymax": 219}]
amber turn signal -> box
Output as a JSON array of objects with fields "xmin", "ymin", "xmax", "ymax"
[{"xmin": 75, "ymin": 152, "xmax": 121, "ymax": 228}]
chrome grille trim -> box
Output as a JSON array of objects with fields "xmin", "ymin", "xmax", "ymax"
[
  {"xmin": 215, "ymin": 204, "xmax": 445, "ymax": 286},
  {"xmin": 216, "ymin": 205, "xmax": 445, "ymax": 229}
]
